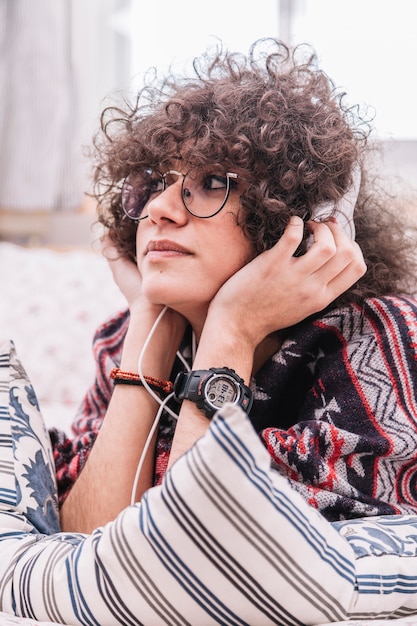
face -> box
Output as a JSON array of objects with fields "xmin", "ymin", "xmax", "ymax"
[{"xmin": 134, "ymin": 165, "xmax": 255, "ymax": 327}]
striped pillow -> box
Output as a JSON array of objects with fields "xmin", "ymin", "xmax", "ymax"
[
  {"xmin": 3, "ymin": 363, "xmax": 417, "ymax": 625},
  {"xmin": 3, "ymin": 401, "xmax": 355, "ymax": 624}
]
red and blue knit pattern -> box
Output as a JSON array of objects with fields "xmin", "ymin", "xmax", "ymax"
[{"xmin": 51, "ymin": 296, "xmax": 417, "ymax": 522}]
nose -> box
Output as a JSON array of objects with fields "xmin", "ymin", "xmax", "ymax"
[{"xmin": 146, "ymin": 176, "xmax": 188, "ymax": 225}]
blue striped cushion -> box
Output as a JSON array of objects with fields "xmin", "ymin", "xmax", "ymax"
[
  {"xmin": 0, "ymin": 396, "xmax": 357, "ymax": 624},
  {"xmin": 3, "ymin": 339, "xmax": 417, "ymax": 624}
]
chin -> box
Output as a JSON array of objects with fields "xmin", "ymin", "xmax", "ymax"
[
  {"xmin": 142, "ymin": 281, "xmax": 182, "ymax": 308},
  {"xmin": 142, "ymin": 274, "xmax": 215, "ymax": 314}
]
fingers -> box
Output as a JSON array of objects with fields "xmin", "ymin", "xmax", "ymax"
[
  {"xmin": 274, "ymin": 215, "xmax": 305, "ymax": 256},
  {"xmin": 100, "ymin": 234, "xmax": 137, "ymax": 277},
  {"xmin": 276, "ymin": 216, "xmax": 364, "ymax": 276},
  {"xmin": 100, "ymin": 234, "xmax": 121, "ymax": 263},
  {"xmin": 274, "ymin": 217, "xmax": 366, "ymax": 314},
  {"xmin": 98, "ymin": 234, "xmax": 144, "ymax": 307},
  {"xmin": 303, "ymin": 219, "xmax": 366, "ymax": 303},
  {"xmin": 310, "ymin": 218, "xmax": 366, "ymax": 276},
  {"xmin": 301, "ymin": 220, "xmax": 339, "ymax": 273},
  {"xmin": 325, "ymin": 238, "xmax": 367, "ymax": 299}
]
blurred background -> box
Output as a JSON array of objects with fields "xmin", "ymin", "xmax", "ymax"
[
  {"xmin": 0, "ymin": 0, "xmax": 416, "ymax": 430},
  {"xmin": 0, "ymin": 0, "xmax": 416, "ymax": 246}
]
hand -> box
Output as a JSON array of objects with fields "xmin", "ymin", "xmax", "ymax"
[
  {"xmin": 208, "ymin": 216, "xmax": 366, "ymax": 348},
  {"xmin": 101, "ymin": 234, "xmax": 187, "ymax": 370},
  {"xmin": 101, "ymin": 235, "xmax": 143, "ymax": 308},
  {"xmin": 169, "ymin": 216, "xmax": 366, "ymax": 469}
]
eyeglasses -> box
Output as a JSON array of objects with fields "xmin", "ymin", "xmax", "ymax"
[{"xmin": 121, "ymin": 166, "xmax": 239, "ymax": 220}]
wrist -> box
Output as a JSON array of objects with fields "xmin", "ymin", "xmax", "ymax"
[
  {"xmin": 174, "ymin": 367, "xmax": 253, "ymax": 418},
  {"xmin": 194, "ymin": 312, "xmax": 254, "ymax": 384},
  {"xmin": 120, "ymin": 310, "xmax": 185, "ymax": 379},
  {"xmin": 110, "ymin": 368, "xmax": 173, "ymax": 398}
]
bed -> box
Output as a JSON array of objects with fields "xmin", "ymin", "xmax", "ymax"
[{"xmin": 2, "ymin": 241, "xmax": 417, "ymax": 626}]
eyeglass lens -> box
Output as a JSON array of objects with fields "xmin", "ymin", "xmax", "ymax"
[{"xmin": 121, "ymin": 166, "xmax": 237, "ymax": 220}]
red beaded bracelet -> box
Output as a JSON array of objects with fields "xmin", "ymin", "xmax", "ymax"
[{"xmin": 110, "ymin": 368, "xmax": 173, "ymax": 394}]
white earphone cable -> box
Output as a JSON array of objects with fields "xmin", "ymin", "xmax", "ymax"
[
  {"xmin": 130, "ymin": 390, "xmax": 175, "ymax": 505},
  {"xmin": 130, "ymin": 306, "xmax": 193, "ymax": 504}
]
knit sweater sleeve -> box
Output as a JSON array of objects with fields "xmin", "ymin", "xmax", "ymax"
[
  {"xmin": 50, "ymin": 309, "xmax": 129, "ymax": 505},
  {"xmin": 259, "ymin": 296, "xmax": 417, "ymax": 521}
]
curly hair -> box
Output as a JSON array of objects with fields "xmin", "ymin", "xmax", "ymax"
[{"xmin": 93, "ymin": 38, "xmax": 417, "ymax": 306}]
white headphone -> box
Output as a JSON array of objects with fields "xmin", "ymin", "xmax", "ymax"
[{"xmin": 310, "ymin": 164, "xmax": 361, "ymax": 240}]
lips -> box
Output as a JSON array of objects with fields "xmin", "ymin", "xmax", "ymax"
[{"xmin": 146, "ymin": 240, "xmax": 191, "ymax": 256}]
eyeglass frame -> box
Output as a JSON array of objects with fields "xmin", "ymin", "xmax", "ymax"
[{"xmin": 121, "ymin": 167, "xmax": 240, "ymax": 221}]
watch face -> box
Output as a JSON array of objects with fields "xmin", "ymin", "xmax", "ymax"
[{"xmin": 205, "ymin": 375, "xmax": 239, "ymax": 409}]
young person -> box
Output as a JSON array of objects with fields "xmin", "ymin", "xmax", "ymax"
[{"xmin": 2, "ymin": 38, "xmax": 417, "ymax": 625}]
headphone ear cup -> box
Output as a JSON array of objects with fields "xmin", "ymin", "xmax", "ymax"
[
  {"xmin": 308, "ymin": 164, "xmax": 361, "ymax": 244},
  {"xmin": 305, "ymin": 231, "xmax": 315, "ymax": 251}
]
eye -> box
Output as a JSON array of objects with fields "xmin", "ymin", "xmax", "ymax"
[
  {"xmin": 149, "ymin": 175, "xmax": 164, "ymax": 194},
  {"xmin": 202, "ymin": 173, "xmax": 228, "ymax": 191}
]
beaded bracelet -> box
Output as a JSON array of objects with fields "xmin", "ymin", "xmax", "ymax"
[{"xmin": 110, "ymin": 368, "xmax": 173, "ymax": 395}]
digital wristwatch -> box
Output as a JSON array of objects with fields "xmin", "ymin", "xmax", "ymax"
[{"xmin": 173, "ymin": 367, "xmax": 253, "ymax": 419}]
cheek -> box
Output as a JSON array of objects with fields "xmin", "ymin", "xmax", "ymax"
[
  {"xmin": 135, "ymin": 224, "xmax": 148, "ymax": 268},
  {"xmin": 222, "ymin": 227, "xmax": 255, "ymax": 273},
  {"xmin": 205, "ymin": 243, "xmax": 253, "ymax": 295},
  {"xmin": 135, "ymin": 224, "xmax": 144, "ymax": 253},
  {"xmin": 208, "ymin": 216, "xmax": 254, "ymax": 273}
]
